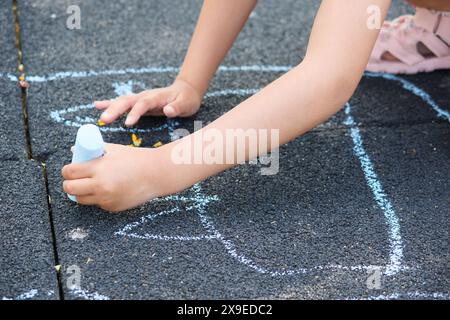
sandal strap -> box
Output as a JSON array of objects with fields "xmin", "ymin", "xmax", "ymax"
[
  {"xmin": 372, "ymin": 30, "xmax": 425, "ymax": 65},
  {"xmin": 416, "ymin": 29, "xmax": 450, "ymax": 58},
  {"xmin": 415, "ymin": 8, "xmax": 450, "ymax": 48}
]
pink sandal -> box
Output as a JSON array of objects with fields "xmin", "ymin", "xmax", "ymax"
[{"xmin": 367, "ymin": 8, "xmax": 450, "ymax": 74}]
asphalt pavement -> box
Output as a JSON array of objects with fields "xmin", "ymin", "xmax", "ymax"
[{"xmin": 0, "ymin": 0, "xmax": 448, "ymax": 300}]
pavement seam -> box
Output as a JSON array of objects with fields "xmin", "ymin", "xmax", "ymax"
[
  {"xmin": 40, "ymin": 162, "xmax": 65, "ymax": 300},
  {"xmin": 11, "ymin": 0, "xmax": 32, "ymax": 159},
  {"xmin": 11, "ymin": 0, "xmax": 65, "ymax": 300}
]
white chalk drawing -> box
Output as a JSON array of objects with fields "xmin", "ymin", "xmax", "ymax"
[
  {"xmin": 1, "ymin": 289, "xmax": 58, "ymax": 300},
  {"xmin": 70, "ymin": 288, "xmax": 110, "ymax": 300},
  {"xmin": 50, "ymin": 80, "xmax": 180, "ymax": 135},
  {"xmin": 4, "ymin": 287, "xmax": 448, "ymax": 300},
  {"xmin": 1, "ymin": 65, "xmax": 448, "ymax": 299},
  {"xmin": 347, "ymin": 291, "xmax": 450, "ymax": 300},
  {"xmin": 1, "ymin": 289, "xmax": 39, "ymax": 300},
  {"xmin": 1, "ymin": 288, "xmax": 110, "ymax": 301}
]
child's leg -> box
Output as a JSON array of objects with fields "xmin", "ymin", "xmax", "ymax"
[{"xmin": 367, "ymin": 2, "xmax": 450, "ymax": 74}]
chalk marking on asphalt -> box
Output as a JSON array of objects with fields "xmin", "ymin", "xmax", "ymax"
[
  {"xmin": 0, "ymin": 72, "xmax": 16, "ymax": 81},
  {"xmin": 1, "ymin": 289, "xmax": 38, "ymax": 300},
  {"xmin": 346, "ymin": 291, "xmax": 450, "ymax": 300},
  {"xmin": 50, "ymin": 103, "xmax": 179, "ymax": 133},
  {"xmin": 112, "ymin": 79, "xmax": 145, "ymax": 96},
  {"xmin": 206, "ymin": 88, "xmax": 260, "ymax": 98},
  {"xmin": 70, "ymin": 288, "xmax": 110, "ymax": 300},
  {"xmin": 0, "ymin": 65, "xmax": 290, "ymax": 83},
  {"xmin": 365, "ymin": 72, "xmax": 450, "ymax": 121},
  {"xmin": 344, "ymin": 103, "xmax": 403, "ymax": 276},
  {"xmin": 67, "ymin": 227, "xmax": 89, "ymax": 241},
  {"xmin": 50, "ymin": 80, "xmax": 180, "ymax": 134},
  {"xmin": 49, "ymin": 86, "xmax": 256, "ymax": 134},
  {"xmin": 0, "ymin": 288, "xmax": 108, "ymax": 301},
  {"xmin": 115, "ymin": 205, "xmax": 218, "ymax": 241}
]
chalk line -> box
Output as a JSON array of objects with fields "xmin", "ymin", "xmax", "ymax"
[
  {"xmin": 70, "ymin": 288, "xmax": 110, "ymax": 300},
  {"xmin": 1, "ymin": 289, "xmax": 39, "ymax": 300},
  {"xmin": 346, "ymin": 291, "xmax": 450, "ymax": 300},
  {"xmin": 0, "ymin": 72, "xmax": 17, "ymax": 82},
  {"xmin": 1, "ymin": 289, "xmax": 57, "ymax": 300},
  {"xmin": 49, "ymin": 86, "xmax": 256, "ymax": 135},
  {"xmin": 365, "ymin": 72, "xmax": 450, "ymax": 121},
  {"xmin": 47, "ymin": 80, "xmax": 189, "ymax": 137},
  {"xmin": 205, "ymin": 88, "xmax": 260, "ymax": 98},
  {"xmin": 0, "ymin": 65, "xmax": 291, "ymax": 83},
  {"xmin": 344, "ymin": 103, "xmax": 403, "ymax": 276},
  {"xmin": 50, "ymin": 80, "xmax": 180, "ymax": 134},
  {"xmin": 50, "ymin": 103, "xmax": 179, "ymax": 133},
  {"xmin": 0, "ymin": 288, "xmax": 108, "ymax": 301},
  {"xmin": 115, "ymin": 205, "xmax": 218, "ymax": 241}
]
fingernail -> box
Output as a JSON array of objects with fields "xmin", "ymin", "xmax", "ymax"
[
  {"xmin": 164, "ymin": 105, "xmax": 175, "ymax": 117},
  {"xmin": 125, "ymin": 115, "xmax": 136, "ymax": 126},
  {"xmin": 100, "ymin": 111, "xmax": 110, "ymax": 121}
]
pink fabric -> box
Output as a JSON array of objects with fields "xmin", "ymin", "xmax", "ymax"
[{"xmin": 366, "ymin": 8, "xmax": 450, "ymax": 74}]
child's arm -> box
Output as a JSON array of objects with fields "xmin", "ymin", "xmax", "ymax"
[
  {"xmin": 161, "ymin": 0, "xmax": 392, "ymax": 189},
  {"xmin": 177, "ymin": 0, "xmax": 258, "ymax": 98},
  {"xmin": 95, "ymin": 0, "xmax": 257, "ymax": 125},
  {"xmin": 63, "ymin": 0, "xmax": 391, "ymax": 212}
]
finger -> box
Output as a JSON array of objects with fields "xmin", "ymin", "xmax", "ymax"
[
  {"xmin": 61, "ymin": 162, "xmax": 95, "ymax": 180},
  {"xmin": 125, "ymin": 94, "xmax": 165, "ymax": 126},
  {"xmin": 100, "ymin": 95, "xmax": 139, "ymax": 124},
  {"xmin": 94, "ymin": 100, "xmax": 112, "ymax": 110},
  {"xmin": 63, "ymin": 178, "xmax": 96, "ymax": 196},
  {"xmin": 76, "ymin": 195, "xmax": 98, "ymax": 206},
  {"xmin": 163, "ymin": 95, "xmax": 196, "ymax": 118}
]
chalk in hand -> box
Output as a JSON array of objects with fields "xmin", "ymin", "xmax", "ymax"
[{"xmin": 68, "ymin": 124, "xmax": 104, "ymax": 202}]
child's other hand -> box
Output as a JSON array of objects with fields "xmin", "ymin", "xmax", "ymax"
[
  {"xmin": 62, "ymin": 144, "xmax": 175, "ymax": 212},
  {"xmin": 94, "ymin": 79, "xmax": 202, "ymax": 126}
]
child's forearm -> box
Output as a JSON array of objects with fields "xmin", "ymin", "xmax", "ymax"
[
  {"xmin": 176, "ymin": 0, "xmax": 257, "ymax": 97},
  {"xmin": 160, "ymin": 0, "xmax": 391, "ymax": 192}
]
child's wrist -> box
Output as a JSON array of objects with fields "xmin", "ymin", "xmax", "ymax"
[
  {"xmin": 149, "ymin": 144, "xmax": 195, "ymax": 196},
  {"xmin": 174, "ymin": 75, "xmax": 207, "ymax": 100}
]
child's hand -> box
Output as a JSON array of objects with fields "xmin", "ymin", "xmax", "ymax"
[
  {"xmin": 62, "ymin": 144, "xmax": 176, "ymax": 212},
  {"xmin": 94, "ymin": 79, "xmax": 202, "ymax": 126}
]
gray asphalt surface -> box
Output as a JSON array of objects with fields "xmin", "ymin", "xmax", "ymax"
[
  {"xmin": 0, "ymin": 3, "xmax": 25, "ymax": 160},
  {"xmin": 1, "ymin": 3, "xmax": 58, "ymax": 301},
  {"xmin": 0, "ymin": 0, "xmax": 449, "ymax": 299}
]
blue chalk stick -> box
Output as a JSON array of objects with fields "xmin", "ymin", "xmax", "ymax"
[{"xmin": 68, "ymin": 124, "xmax": 104, "ymax": 202}]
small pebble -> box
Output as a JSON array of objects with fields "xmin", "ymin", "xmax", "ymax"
[
  {"xmin": 131, "ymin": 133, "xmax": 142, "ymax": 147},
  {"xmin": 153, "ymin": 141, "xmax": 163, "ymax": 148}
]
